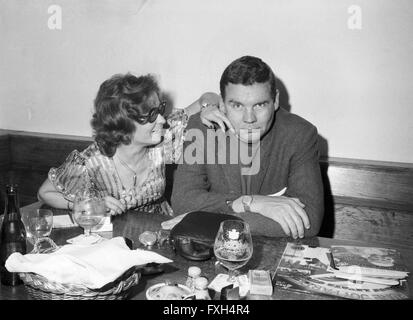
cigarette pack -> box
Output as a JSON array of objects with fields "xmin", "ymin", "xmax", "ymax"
[{"xmin": 248, "ymin": 270, "xmax": 273, "ymax": 296}]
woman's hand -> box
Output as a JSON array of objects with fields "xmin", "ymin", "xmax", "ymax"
[{"xmin": 104, "ymin": 196, "xmax": 126, "ymax": 216}]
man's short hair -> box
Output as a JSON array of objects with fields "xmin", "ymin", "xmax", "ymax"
[{"xmin": 220, "ymin": 55, "xmax": 277, "ymax": 100}]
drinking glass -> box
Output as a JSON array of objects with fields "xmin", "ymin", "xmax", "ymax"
[
  {"xmin": 28, "ymin": 209, "xmax": 57, "ymax": 253},
  {"xmin": 72, "ymin": 189, "xmax": 106, "ymax": 241},
  {"xmin": 213, "ymin": 220, "xmax": 253, "ymax": 283}
]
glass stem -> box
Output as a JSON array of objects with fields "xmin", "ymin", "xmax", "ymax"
[
  {"xmin": 228, "ymin": 269, "xmax": 238, "ymax": 283},
  {"xmin": 84, "ymin": 228, "xmax": 91, "ymax": 236},
  {"xmin": 33, "ymin": 237, "xmax": 39, "ymax": 249}
]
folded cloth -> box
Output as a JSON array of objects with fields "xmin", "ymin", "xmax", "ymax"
[{"xmin": 5, "ymin": 237, "xmax": 172, "ymax": 289}]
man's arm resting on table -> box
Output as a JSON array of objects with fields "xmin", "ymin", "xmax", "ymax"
[
  {"xmin": 171, "ymin": 163, "xmax": 300, "ymax": 237},
  {"xmin": 229, "ymin": 195, "xmax": 309, "ymax": 239},
  {"xmin": 283, "ymin": 125, "xmax": 324, "ymax": 237}
]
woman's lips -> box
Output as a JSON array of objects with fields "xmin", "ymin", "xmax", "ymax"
[{"xmin": 152, "ymin": 127, "xmax": 164, "ymax": 134}]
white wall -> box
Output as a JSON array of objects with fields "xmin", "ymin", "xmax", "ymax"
[{"xmin": 1, "ymin": 0, "xmax": 412, "ymax": 163}]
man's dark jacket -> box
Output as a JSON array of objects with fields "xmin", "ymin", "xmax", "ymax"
[{"xmin": 171, "ymin": 108, "xmax": 324, "ymax": 237}]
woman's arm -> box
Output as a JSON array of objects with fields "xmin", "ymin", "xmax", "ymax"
[
  {"xmin": 37, "ymin": 178, "xmax": 73, "ymax": 210},
  {"xmin": 38, "ymin": 177, "xmax": 126, "ymax": 215},
  {"xmin": 184, "ymin": 92, "xmax": 221, "ymax": 117}
]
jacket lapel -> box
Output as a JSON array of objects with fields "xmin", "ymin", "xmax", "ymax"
[
  {"xmin": 250, "ymin": 113, "xmax": 278, "ymax": 194},
  {"xmin": 217, "ymin": 132, "xmax": 242, "ymax": 194}
]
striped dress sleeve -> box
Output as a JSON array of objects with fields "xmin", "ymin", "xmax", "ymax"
[{"xmin": 48, "ymin": 149, "xmax": 89, "ymax": 202}]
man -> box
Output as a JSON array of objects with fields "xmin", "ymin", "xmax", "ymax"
[{"xmin": 171, "ymin": 56, "xmax": 324, "ymax": 238}]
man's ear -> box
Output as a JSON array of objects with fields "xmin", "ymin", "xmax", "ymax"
[{"xmin": 274, "ymin": 90, "xmax": 280, "ymax": 110}]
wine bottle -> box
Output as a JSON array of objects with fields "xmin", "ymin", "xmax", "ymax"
[{"xmin": 0, "ymin": 184, "xmax": 27, "ymax": 286}]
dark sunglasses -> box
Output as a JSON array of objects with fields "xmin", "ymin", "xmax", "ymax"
[{"xmin": 135, "ymin": 101, "xmax": 166, "ymax": 125}]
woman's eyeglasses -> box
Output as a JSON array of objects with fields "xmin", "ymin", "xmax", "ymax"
[{"xmin": 136, "ymin": 101, "xmax": 167, "ymax": 125}]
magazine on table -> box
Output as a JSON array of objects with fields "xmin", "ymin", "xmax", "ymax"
[
  {"xmin": 330, "ymin": 245, "xmax": 409, "ymax": 279},
  {"xmin": 274, "ymin": 242, "xmax": 409, "ymax": 300}
]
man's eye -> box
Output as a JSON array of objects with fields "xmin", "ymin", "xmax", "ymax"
[
  {"xmin": 255, "ymin": 103, "xmax": 267, "ymax": 109},
  {"xmin": 232, "ymin": 103, "xmax": 242, "ymax": 109}
]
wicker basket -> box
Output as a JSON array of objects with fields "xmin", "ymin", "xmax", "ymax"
[{"xmin": 19, "ymin": 266, "xmax": 141, "ymax": 300}]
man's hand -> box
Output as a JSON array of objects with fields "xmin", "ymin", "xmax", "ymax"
[
  {"xmin": 253, "ymin": 195, "xmax": 309, "ymax": 238},
  {"xmin": 104, "ymin": 196, "xmax": 126, "ymax": 216},
  {"xmin": 199, "ymin": 93, "xmax": 235, "ymax": 133},
  {"xmin": 233, "ymin": 195, "xmax": 310, "ymax": 239}
]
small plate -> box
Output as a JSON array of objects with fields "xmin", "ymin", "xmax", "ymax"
[{"xmin": 146, "ymin": 282, "xmax": 192, "ymax": 300}]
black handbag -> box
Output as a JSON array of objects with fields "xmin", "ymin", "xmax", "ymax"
[{"xmin": 170, "ymin": 211, "xmax": 243, "ymax": 261}]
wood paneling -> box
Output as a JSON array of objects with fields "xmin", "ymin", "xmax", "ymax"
[
  {"xmin": 9, "ymin": 131, "xmax": 92, "ymax": 171},
  {"xmin": 0, "ymin": 132, "xmax": 11, "ymax": 213},
  {"xmin": 3, "ymin": 131, "xmax": 91, "ymax": 207},
  {"xmin": 321, "ymin": 159, "xmax": 413, "ymax": 211},
  {"xmin": 0, "ymin": 132, "xmax": 10, "ymax": 169},
  {"xmin": 2, "ymin": 129, "xmax": 413, "ymax": 247}
]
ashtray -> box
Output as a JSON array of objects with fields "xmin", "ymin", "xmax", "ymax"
[
  {"xmin": 139, "ymin": 231, "xmax": 158, "ymax": 247},
  {"xmin": 146, "ymin": 282, "xmax": 193, "ymax": 300}
]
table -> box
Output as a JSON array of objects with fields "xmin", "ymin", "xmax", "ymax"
[{"xmin": 0, "ymin": 226, "xmax": 412, "ymax": 300}]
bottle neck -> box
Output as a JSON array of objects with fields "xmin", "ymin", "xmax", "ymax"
[{"xmin": 4, "ymin": 193, "xmax": 21, "ymax": 220}]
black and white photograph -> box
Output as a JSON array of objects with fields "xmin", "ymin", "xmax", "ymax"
[{"xmin": 0, "ymin": 0, "xmax": 412, "ymax": 311}]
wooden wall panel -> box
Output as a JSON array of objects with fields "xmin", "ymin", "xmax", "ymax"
[
  {"xmin": 9, "ymin": 131, "xmax": 91, "ymax": 171},
  {"xmin": 0, "ymin": 132, "xmax": 11, "ymax": 213},
  {"xmin": 7, "ymin": 169, "xmax": 48, "ymax": 207},
  {"xmin": 4, "ymin": 131, "xmax": 91, "ymax": 208},
  {"xmin": 0, "ymin": 132, "xmax": 10, "ymax": 169},
  {"xmin": 326, "ymin": 162, "xmax": 413, "ymax": 211}
]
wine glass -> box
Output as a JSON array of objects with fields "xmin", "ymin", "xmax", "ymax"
[
  {"xmin": 72, "ymin": 189, "xmax": 106, "ymax": 242},
  {"xmin": 213, "ymin": 220, "xmax": 253, "ymax": 283},
  {"xmin": 28, "ymin": 209, "xmax": 58, "ymax": 253}
]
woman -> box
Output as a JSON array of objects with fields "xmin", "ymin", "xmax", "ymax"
[{"xmin": 37, "ymin": 73, "xmax": 232, "ymax": 231}]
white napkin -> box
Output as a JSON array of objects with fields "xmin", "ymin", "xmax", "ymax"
[
  {"xmin": 66, "ymin": 233, "xmax": 107, "ymax": 245},
  {"xmin": 6, "ymin": 237, "xmax": 172, "ymax": 289}
]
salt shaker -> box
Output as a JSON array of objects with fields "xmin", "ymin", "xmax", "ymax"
[
  {"xmin": 185, "ymin": 266, "xmax": 201, "ymax": 293},
  {"xmin": 194, "ymin": 277, "xmax": 211, "ymax": 300}
]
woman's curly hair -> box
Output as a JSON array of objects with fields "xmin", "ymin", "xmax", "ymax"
[{"xmin": 91, "ymin": 73, "xmax": 160, "ymax": 157}]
